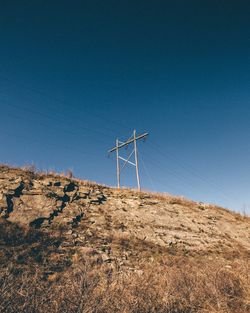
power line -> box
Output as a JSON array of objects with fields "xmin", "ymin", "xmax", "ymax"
[
  {"xmin": 141, "ymin": 153, "xmax": 201, "ymax": 195},
  {"xmin": 138, "ymin": 151, "xmax": 156, "ymax": 191},
  {"xmin": 147, "ymin": 141, "xmax": 231, "ymax": 202},
  {"xmin": 0, "ymin": 74, "xmax": 130, "ymax": 135},
  {"xmin": 0, "ymin": 129, "xmax": 101, "ymax": 160},
  {"xmin": 0, "ymin": 96, "xmax": 115, "ymax": 145}
]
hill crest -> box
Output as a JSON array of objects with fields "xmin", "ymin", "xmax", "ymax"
[{"xmin": 0, "ymin": 164, "xmax": 249, "ymax": 266}]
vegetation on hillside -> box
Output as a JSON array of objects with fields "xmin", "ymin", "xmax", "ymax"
[
  {"xmin": 0, "ymin": 221, "xmax": 249, "ymax": 313},
  {"xmin": 0, "ymin": 165, "xmax": 249, "ymax": 312}
]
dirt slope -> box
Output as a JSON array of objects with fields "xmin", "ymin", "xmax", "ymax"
[{"xmin": 0, "ymin": 164, "xmax": 249, "ymax": 271}]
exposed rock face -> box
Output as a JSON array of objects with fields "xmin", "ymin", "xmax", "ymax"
[{"xmin": 0, "ymin": 165, "xmax": 249, "ymax": 271}]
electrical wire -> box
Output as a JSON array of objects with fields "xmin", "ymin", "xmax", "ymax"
[
  {"xmin": 0, "ymin": 74, "xmax": 130, "ymax": 135},
  {"xmin": 147, "ymin": 141, "xmax": 231, "ymax": 202},
  {"xmin": 138, "ymin": 150, "xmax": 156, "ymax": 191},
  {"xmin": 141, "ymin": 153, "xmax": 202, "ymax": 195},
  {"xmin": 0, "ymin": 96, "xmax": 118, "ymax": 147}
]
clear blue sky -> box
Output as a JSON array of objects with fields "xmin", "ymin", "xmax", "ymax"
[{"xmin": 0, "ymin": 1, "xmax": 249, "ymax": 212}]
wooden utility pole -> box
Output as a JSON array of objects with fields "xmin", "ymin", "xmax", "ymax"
[
  {"xmin": 133, "ymin": 130, "xmax": 140, "ymax": 190},
  {"xmin": 108, "ymin": 130, "xmax": 148, "ymax": 191},
  {"xmin": 116, "ymin": 138, "xmax": 120, "ymax": 188}
]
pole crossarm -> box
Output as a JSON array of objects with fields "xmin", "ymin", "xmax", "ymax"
[{"xmin": 108, "ymin": 132, "xmax": 148, "ymax": 153}]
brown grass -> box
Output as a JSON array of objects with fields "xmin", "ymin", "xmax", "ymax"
[
  {"xmin": 1, "ymin": 220, "xmax": 249, "ymax": 313},
  {"xmin": 1, "ymin": 164, "xmax": 250, "ymax": 312},
  {"xmin": 0, "ymin": 256, "xmax": 249, "ymax": 313}
]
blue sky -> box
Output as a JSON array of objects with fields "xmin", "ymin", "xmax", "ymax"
[{"xmin": 0, "ymin": 1, "xmax": 249, "ymax": 212}]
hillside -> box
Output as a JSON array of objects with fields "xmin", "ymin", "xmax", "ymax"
[{"xmin": 0, "ymin": 165, "xmax": 249, "ymax": 313}]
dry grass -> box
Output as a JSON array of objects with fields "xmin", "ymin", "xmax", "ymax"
[
  {"xmin": 1, "ymin": 220, "xmax": 249, "ymax": 313},
  {"xmin": 114, "ymin": 187, "xmax": 208, "ymax": 210},
  {"xmin": 0, "ymin": 256, "xmax": 249, "ymax": 313},
  {"xmin": 1, "ymin": 163, "xmax": 250, "ymax": 312},
  {"xmin": 0, "ymin": 163, "xmax": 103, "ymax": 188}
]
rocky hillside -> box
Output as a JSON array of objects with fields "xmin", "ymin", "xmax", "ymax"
[
  {"xmin": 0, "ymin": 164, "xmax": 249, "ymax": 272},
  {"xmin": 1, "ymin": 165, "xmax": 250, "ymax": 313}
]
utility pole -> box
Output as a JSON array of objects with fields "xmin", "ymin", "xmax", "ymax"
[
  {"xmin": 133, "ymin": 130, "xmax": 140, "ymax": 190},
  {"xmin": 108, "ymin": 130, "xmax": 148, "ymax": 191},
  {"xmin": 116, "ymin": 138, "xmax": 120, "ymax": 189}
]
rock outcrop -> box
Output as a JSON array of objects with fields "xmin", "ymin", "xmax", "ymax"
[{"xmin": 0, "ymin": 164, "xmax": 249, "ymax": 274}]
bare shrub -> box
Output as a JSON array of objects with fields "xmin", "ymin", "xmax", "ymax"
[
  {"xmin": 66, "ymin": 169, "xmax": 74, "ymax": 178},
  {"xmin": 22, "ymin": 163, "xmax": 37, "ymax": 173}
]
